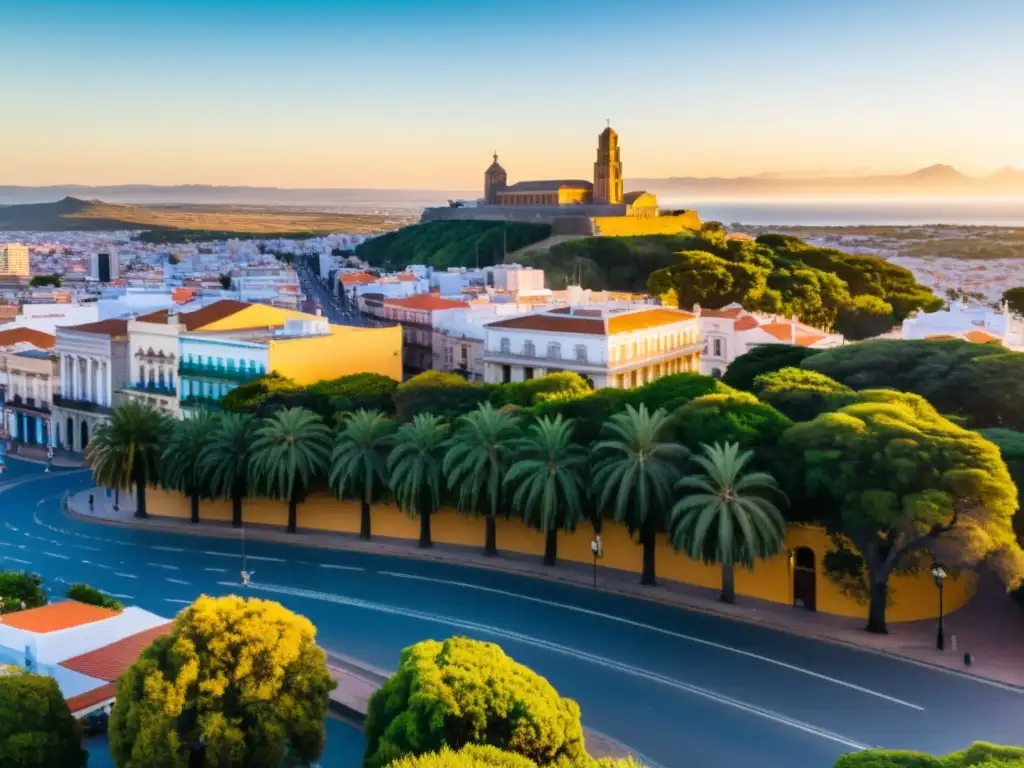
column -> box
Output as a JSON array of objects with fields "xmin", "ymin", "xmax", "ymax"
[
  {"xmin": 84, "ymin": 358, "xmax": 93, "ymax": 404},
  {"xmin": 34, "ymin": 417, "xmax": 42, "ymax": 445},
  {"xmin": 100, "ymin": 361, "xmax": 108, "ymax": 406}
]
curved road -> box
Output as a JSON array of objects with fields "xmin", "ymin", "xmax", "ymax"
[{"xmin": 1, "ymin": 460, "xmax": 1022, "ymax": 768}]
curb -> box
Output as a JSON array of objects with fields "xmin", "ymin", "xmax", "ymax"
[{"xmin": 62, "ymin": 497, "xmax": 1024, "ymax": 694}]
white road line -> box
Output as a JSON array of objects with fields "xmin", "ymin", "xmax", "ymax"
[
  {"xmin": 375, "ymin": 571, "xmax": 922, "ymax": 711},
  {"xmin": 81, "ymin": 560, "xmax": 114, "ymax": 571},
  {"xmin": 147, "ymin": 563, "xmax": 181, "ymax": 571},
  {"xmin": 204, "ymin": 567, "xmax": 228, "ymax": 573},
  {"xmin": 164, "ymin": 598, "xmax": 192, "ymax": 605},
  {"xmin": 108, "ymin": 593, "xmax": 134, "ymax": 599},
  {"xmin": 319, "ymin": 563, "xmax": 365, "ymax": 571},
  {"xmin": 203, "ymin": 551, "xmax": 237, "ymax": 558},
  {"xmin": 115, "ymin": 572, "xmax": 138, "ymax": 580},
  {"xmin": 151, "ymin": 546, "xmax": 185, "ymax": 553},
  {"xmin": 2, "ymin": 556, "xmax": 31, "ymax": 565},
  {"xmin": 166, "ymin": 578, "xmax": 191, "ymax": 585},
  {"xmin": 42, "ymin": 551, "xmax": 69, "ymax": 560},
  {"xmin": 231, "ymin": 581, "xmax": 869, "ymax": 752},
  {"xmin": 245, "ymin": 555, "xmax": 286, "ymax": 563},
  {"xmin": 70, "ymin": 544, "xmax": 101, "ymax": 552},
  {"xmin": 112, "ymin": 541, "xmax": 136, "ymax": 547}
]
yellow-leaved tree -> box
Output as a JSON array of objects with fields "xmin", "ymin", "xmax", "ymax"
[{"xmin": 109, "ymin": 595, "xmax": 336, "ymax": 768}]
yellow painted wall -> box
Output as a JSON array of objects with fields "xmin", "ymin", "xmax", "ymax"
[
  {"xmin": 198, "ymin": 304, "xmax": 315, "ymax": 333},
  {"xmin": 558, "ymin": 188, "xmax": 591, "ymax": 205},
  {"xmin": 267, "ymin": 325, "xmax": 402, "ymax": 386},
  {"xmin": 592, "ymin": 212, "xmax": 702, "ymax": 237},
  {"xmin": 147, "ymin": 489, "xmax": 975, "ymax": 623}
]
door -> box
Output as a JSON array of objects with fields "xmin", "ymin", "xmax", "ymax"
[{"xmin": 793, "ymin": 546, "xmax": 816, "ymax": 611}]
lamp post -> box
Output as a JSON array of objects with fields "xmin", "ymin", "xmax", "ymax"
[
  {"xmin": 931, "ymin": 564, "xmax": 946, "ymax": 651},
  {"xmin": 590, "ymin": 535, "xmax": 603, "ymax": 588}
]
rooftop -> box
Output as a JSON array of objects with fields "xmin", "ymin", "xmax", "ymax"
[
  {"xmin": 384, "ymin": 294, "xmax": 469, "ymax": 311},
  {"xmin": 63, "ymin": 318, "xmax": 129, "ymax": 338},
  {"xmin": 137, "ymin": 299, "xmax": 252, "ymax": 331},
  {"xmin": 501, "ymin": 180, "xmax": 594, "ymax": 193},
  {"xmin": 60, "ymin": 622, "xmax": 172, "ymax": 681},
  {"xmin": 0, "ymin": 327, "xmax": 57, "ymax": 349},
  {"xmin": 1, "ymin": 602, "xmax": 119, "ymax": 634},
  {"xmin": 487, "ymin": 306, "xmax": 696, "ymax": 336}
]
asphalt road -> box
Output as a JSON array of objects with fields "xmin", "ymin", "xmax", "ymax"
[
  {"xmin": 2, "ymin": 460, "xmax": 1022, "ymax": 768},
  {"xmin": 294, "ymin": 261, "xmax": 381, "ymax": 328}
]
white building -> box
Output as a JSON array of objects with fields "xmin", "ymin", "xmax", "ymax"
[
  {"xmin": 900, "ymin": 301, "xmax": 1024, "ymax": 351},
  {"xmin": 51, "ymin": 318, "xmax": 130, "ymax": 452},
  {"xmin": 483, "ymin": 306, "xmax": 701, "ymax": 389},
  {"xmin": 122, "ymin": 312, "xmax": 182, "ymax": 416},
  {"xmin": 0, "ymin": 328, "xmax": 58, "ymax": 447},
  {"xmin": 697, "ymin": 304, "xmax": 845, "ymax": 378},
  {"xmin": 484, "ymin": 264, "xmax": 544, "ymax": 294},
  {"xmin": 179, "ymin": 330, "xmax": 270, "ymax": 409},
  {"xmin": 2, "ymin": 303, "xmax": 101, "ymax": 335},
  {"xmin": 90, "ymin": 251, "xmax": 120, "ymax": 282},
  {"xmin": 0, "ymin": 244, "xmax": 30, "ymax": 277}
]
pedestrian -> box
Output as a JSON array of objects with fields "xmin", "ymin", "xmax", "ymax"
[{"xmin": 88, "ymin": 493, "xmax": 94, "ymax": 511}]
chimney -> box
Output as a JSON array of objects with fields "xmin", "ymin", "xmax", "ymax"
[{"xmin": 791, "ymin": 315, "xmax": 798, "ymax": 344}]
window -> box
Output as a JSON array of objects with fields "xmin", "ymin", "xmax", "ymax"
[
  {"xmin": 713, "ymin": 338, "xmax": 723, "ymax": 357},
  {"xmin": 500, "ymin": 337, "xmax": 511, "ymax": 353},
  {"xmin": 524, "ymin": 367, "xmax": 535, "ymax": 380},
  {"xmin": 574, "ymin": 344, "xmax": 587, "ymax": 363},
  {"xmin": 460, "ymin": 345, "xmax": 468, "ymax": 363},
  {"xmin": 502, "ymin": 365, "xmax": 512, "ymax": 383},
  {"xmin": 547, "ymin": 342, "xmax": 561, "ymax": 360},
  {"xmin": 523, "ymin": 341, "xmax": 536, "ymax": 357}
]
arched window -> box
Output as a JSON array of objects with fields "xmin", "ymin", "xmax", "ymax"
[{"xmin": 547, "ymin": 342, "xmax": 561, "ymax": 360}]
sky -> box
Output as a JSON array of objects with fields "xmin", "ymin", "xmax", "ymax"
[{"xmin": 3, "ymin": 0, "xmax": 1024, "ymax": 189}]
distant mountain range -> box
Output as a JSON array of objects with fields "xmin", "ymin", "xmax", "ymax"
[{"xmin": 3, "ymin": 166, "xmax": 1024, "ymax": 210}]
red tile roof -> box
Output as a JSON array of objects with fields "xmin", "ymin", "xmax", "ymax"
[
  {"xmin": 0, "ymin": 327, "xmax": 56, "ymax": 349},
  {"xmin": 759, "ymin": 322, "xmax": 827, "ymax": 347},
  {"xmin": 65, "ymin": 682, "xmax": 117, "ymax": 715},
  {"xmin": 700, "ymin": 307, "xmax": 744, "ymax": 319},
  {"xmin": 487, "ymin": 313, "xmax": 607, "ymax": 335},
  {"xmin": 606, "ymin": 309, "xmax": 696, "ymax": 334},
  {"xmin": 964, "ymin": 330, "xmax": 1000, "ymax": 343},
  {"xmin": 60, "ymin": 622, "xmax": 172, "ymax": 680},
  {"xmin": 734, "ymin": 316, "xmax": 760, "ymax": 332},
  {"xmin": 340, "ymin": 273, "xmax": 377, "ymax": 286},
  {"xmin": 1, "ymin": 602, "xmax": 119, "ymax": 633},
  {"xmin": 178, "ymin": 299, "xmax": 252, "ymax": 330},
  {"xmin": 384, "ymin": 295, "xmax": 468, "ymax": 311},
  {"xmin": 64, "ymin": 318, "xmax": 129, "ymax": 338}
]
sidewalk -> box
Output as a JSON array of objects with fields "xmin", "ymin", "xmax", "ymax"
[
  {"xmin": 67, "ymin": 488, "xmax": 1024, "ymax": 690},
  {"xmin": 4, "ymin": 443, "xmax": 84, "ymax": 468}
]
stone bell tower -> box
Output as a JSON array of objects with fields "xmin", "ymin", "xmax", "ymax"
[
  {"xmin": 483, "ymin": 152, "xmax": 507, "ymax": 205},
  {"xmin": 593, "ymin": 124, "xmax": 623, "ymax": 205}
]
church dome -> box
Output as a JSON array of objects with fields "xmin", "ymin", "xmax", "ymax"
[{"xmin": 485, "ymin": 152, "xmax": 506, "ymax": 176}]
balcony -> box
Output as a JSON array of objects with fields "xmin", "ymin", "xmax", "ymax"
[
  {"xmin": 52, "ymin": 395, "xmax": 111, "ymax": 415},
  {"xmin": 178, "ymin": 362, "xmax": 263, "ymax": 383},
  {"xmin": 122, "ymin": 381, "xmax": 177, "ymax": 397},
  {"xmin": 5, "ymin": 396, "xmax": 50, "ymax": 415},
  {"xmin": 180, "ymin": 394, "xmax": 223, "ymax": 410}
]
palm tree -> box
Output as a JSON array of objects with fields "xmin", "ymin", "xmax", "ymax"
[
  {"xmin": 249, "ymin": 407, "xmax": 332, "ymax": 534},
  {"xmin": 86, "ymin": 402, "xmax": 169, "ymax": 519},
  {"xmin": 592, "ymin": 404, "xmax": 687, "ymax": 586},
  {"xmin": 161, "ymin": 412, "xmax": 219, "ymax": 524},
  {"xmin": 505, "ymin": 415, "xmax": 588, "ymax": 566},
  {"xmin": 669, "ymin": 442, "xmax": 787, "ymax": 604},
  {"xmin": 443, "ymin": 403, "xmax": 520, "ymax": 556},
  {"xmin": 387, "ymin": 414, "xmax": 449, "ymax": 548},
  {"xmin": 199, "ymin": 412, "xmax": 259, "ymax": 528},
  {"xmin": 329, "ymin": 409, "xmax": 395, "ymax": 540}
]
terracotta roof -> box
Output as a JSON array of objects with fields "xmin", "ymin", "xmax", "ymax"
[
  {"xmin": 964, "ymin": 330, "xmax": 1000, "ymax": 343},
  {"xmin": 396, "ymin": 273, "xmax": 419, "ymax": 282},
  {"xmin": 340, "ymin": 273, "xmax": 376, "ymax": 286},
  {"xmin": 1, "ymin": 602, "xmax": 118, "ymax": 633},
  {"xmin": 607, "ymin": 309, "xmax": 696, "ymax": 334},
  {"xmin": 701, "ymin": 307, "xmax": 744, "ymax": 320},
  {"xmin": 65, "ymin": 682, "xmax": 117, "ymax": 715},
  {"xmin": 178, "ymin": 299, "xmax": 251, "ymax": 330},
  {"xmin": 60, "ymin": 622, "xmax": 172, "ymax": 680},
  {"xmin": 759, "ymin": 322, "xmax": 827, "ymax": 347},
  {"xmin": 925, "ymin": 334, "xmax": 957, "ymax": 340},
  {"xmin": 384, "ymin": 295, "xmax": 468, "ymax": 311},
  {"xmin": 734, "ymin": 316, "xmax": 760, "ymax": 331},
  {"xmin": 623, "ymin": 191, "xmax": 653, "ymax": 205},
  {"xmin": 64, "ymin": 318, "xmax": 129, "ymax": 338},
  {"xmin": 487, "ymin": 313, "xmax": 606, "ymax": 335},
  {"xmin": 135, "ymin": 309, "xmax": 170, "ymax": 324},
  {"xmin": 0, "ymin": 327, "xmax": 56, "ymax": 349}
]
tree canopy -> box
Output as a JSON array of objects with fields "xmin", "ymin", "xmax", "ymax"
[
  {"xmin": 0, "ymin": 670, "xmax": 86, "ymax": 768},
  {"xmin": 833, "ymin": 742, "xmax": 1024, "ymax": 768},
  {"xmin": 675, "ymin": 392, "xmax": 793, "ymax": 456},
  {"xmin": 109, "ymin": 595, "xmax": 334, "ymax": 768},
  {"xmin": 364, "ymin": 637, "xmax": 587, "ymax": 768},
  {"xmin": 385, "ymin": 745, "xmax": 644, "ymax": 768},
  {"xmin": 752, "ymin": 367, "xmax": 855, "ymax": 422},
  {"xmin": 0, "ymin": 571, "xmax": 46, "ymax": 614},
  {"xmin": 1001, "ymin": 286, "xmax": 1024, "ymax": 315},
  {"xmin": 394, "ymin": 371, "xmax": 490, "ymax": 423},
  {"xmin": 720, "ymin": 344, "xmax": 822, "ymax": 392}
]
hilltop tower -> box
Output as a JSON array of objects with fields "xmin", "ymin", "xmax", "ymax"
[
  {"xmin": 593, "ymin": 125, "xmax": 623, "ymax": 205},
  {"xmin": 483, "ymin": 153, "xmax": 507, "ymax": 204}
]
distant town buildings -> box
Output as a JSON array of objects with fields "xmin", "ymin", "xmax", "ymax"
[
  {"xmin": 900, "ymin": 300, "xmax": 1024, "ymax": 351},
  {"xmin": 90, "ymin": 251, "xmax": 119, "ymax": 283},
  {"xmin": 0, "ymin": 243, "xmax": 30, "ymax": 277}
]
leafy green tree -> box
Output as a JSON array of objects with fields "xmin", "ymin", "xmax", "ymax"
[
  {"xmin": 954, "ymin": 353, "xmax": 1024, "ymax": 430},
  {"xmin": 505, "ymin": 416, "xmax": 589, "ymax": 566},
  {"xmin": 531, "ymin": 388, "xmax": 629, "ymax": 446},
  {"xmin": 249, "ymin": 407, "xmax": 332, "ymax": 534},
  {"xmin": 978, "ymin": 428, "xmax": 1024, "ymax": 539},
  {"xmin": 443, "ymin": 403, "xmax": 520, "ymax": 555},
  {"xmin": 669, "ymin": 442, "xmax": 787, "ymax": 603},
  {"xmin": 592, "ymin": 405, "xmax": 687, "ymax": 586},
  {"xmin": 311, "ymin": 372, "xmax": 398, "ymax": 414},
  {"xmin": 66, "ymin": 583, "xmax": 123, "ymax": 610},
  {"xmin": 330, "ymin": 409, "xmax": 395, "ymax": 540},
  {"xmin": 753, "ymin": 367, "xmax": 855, "ymax": 422},
  {"xmin": 0, "ymin": 571, "xmax": 46, "ymax": 614},
  {"xmin": 388, "ymin": 414, "xmax": 449, "ymax": 548},
  {"xmin": 161, "ymin": 411, "xmax": 219, "ymax": 524},
  {"xmin": 364, "ymin": 637, "xmax": 586, "ymax": 768},
  {"xmin": 199, "ymin": 412, "xmax": 260, "ymax": 528},
  {"xmin": 647, "ymin": 250, "xmax": 769, "ymax": 310},
  {"xmin": 834, "ymin": 741, "xmax": 1024, "ymax": 767},
  {"xmin": 109, "ymin": 595, "xmax": 335, "ymax": 768},
  {"xmin": 626, "ymin": 371, "xmax": 729, "ymax": 412},
  {"xmin": 490, "ymin": 372, "xmax": 592, "ymax": 409},
  {"xmin": 782, "ymin": 393, "xmax": 1024, "ymax": 634},
  {"xmin": 394, "ymin": 371, "xmax": 490, "ymax": 423},
  {"xmin": 721, "ymin": 344, "xmax": 822, "ymax": 392},
  {"xmin": 1002, "ymin": 286, "xmax": 1024, "ymax": 316},
  {"xmin": 86, "ymin": 401, "xmax": 169, "ymax": 518},
  {"xmin": 676, "ymin": 392, "xmax": 793, "ymax": 455},
  {"xmin": 834, "ymin": 294, "xmax": 896, "ymax": 340},
  {"xmin": 0, "ymin": 670, "xmax": 86, "ymax": 768},
  {"xmin": 218, "ymin": 273, "xmax": 232, "ymax": 289},
  {"xmin": 219, "ymin": 372, "xmax": 300, "ymax": 414},
  {"xmin": 28, "ymin": 274, "xmax": 62, "ymax": 288},
  {"xmin": 386, "ymin": 745, "xmax": 645, "ymax": 768}
]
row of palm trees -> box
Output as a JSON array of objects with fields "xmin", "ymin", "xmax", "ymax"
[{"xmin": 86, "ymin": 400, "xmax": 788, "ymax": 602}]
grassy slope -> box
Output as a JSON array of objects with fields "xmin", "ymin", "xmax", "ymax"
[{"xmin": 0, "ymin": 197, "xmax": 410, "ymax": 235}]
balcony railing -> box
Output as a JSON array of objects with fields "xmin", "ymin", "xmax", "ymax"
[
  {"xmin": 122, "ymin": 382, "xmax": 177, "ymax": 397},
  {"xmin": 52, "ymin": 395, "xmax": 111, "ymax": 415},
  {"xmin": 180, "ymin": 394, "xmax": 223, "ymax": 409},
  {"xmin": 178, "ymin": 362, "xmax": 263, "ymax": 383},
  {"xmin": 5, "ymin": 396, "xmax": 50, "ymax": 415}
]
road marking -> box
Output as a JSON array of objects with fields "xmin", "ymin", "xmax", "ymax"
[
  {"xmin": 151, "ymin": 546, "xmax": 185, "ymax": 553},
  {"xmin": 376, "ymin": 571, "xmax": 922, "ymax": 711},
  {"xmin": 245, "ymin": 555, "xmax": 286, "ymax": 563},
  {"xmin": 2, "ymin": 556, "xmax": 31, "ymax": 565},
  {"xmin": 42, "ymin": 551, "xmax": 69, "ymax": 560},
  {"xmin": 204, "ymin": 567, "xmax": 228, "ymax": 573},
  {"xmin": 70, "ymin": 543, "xmax": 101, "ymax": 552},
  {"xmin": 115, "ymin": 572, "xmax": 138, "ymax": 579},
  {"xmin": 230, "ymin": 581, "xmax": 869, "ymax": 751},
  {"xmin": 81, "ymin": 560, "xmax": 114, "ymax": 571},
  {"xmin": 319, "ymin": 563, "xmax": 365, "ymax": 572},
  {"xmin": 112, "ymin": 540, "xmax": 136, "ymax": 547},
  {"xmin": 164, "ymin": 598, "xmax": 192, "ymax": 605},
  {"xmin": 204, "ymin": 550, "xmax": 237, "ymax": 558},
  {"xmin": 108, "ymin": 593, "xmax": 134, "ymax": 599},
  {"xmin": 147, "ymin": 563, "xmax": 181, "ymax": 571},
  {"xmin": 166, "ymin": 578, "xmax": 191, "ymax": 585}
]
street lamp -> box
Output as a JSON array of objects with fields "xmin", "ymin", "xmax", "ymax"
[
  {"xmin": 931, "ymin": 563, "xmax": 947, "ymax": 651},
  {"xmin": 590, "ymin": 535, "xmax": 603, "ymax": 588}
]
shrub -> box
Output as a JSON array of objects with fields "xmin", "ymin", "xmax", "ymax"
[
  {"xmin": 220, "ymin": 371, "xmax": 300, "ymax": 413},
  {"xmin": 675, "ymin": 392, "xmax": 792, "ymax": 455},
  {"xmin": 721, "ymin": 344, "xmax": 822, "ymax": 392},
  {"xmin": 491, "ymin": 372, "xmax": 593, "ymax": 409},
  {"xmin": 946, "ymin": 742, "xmax": 1024, "ymax": 766},
  {"xmin": 313, "ymin": 372, "xmax": 399, "ymax": 414},
  {"xmin": 0, "ymin": 571, "xmax": 46, "ymax": 614},
  {"xmin": 384, "ymin": 745, "xmax": 646, "ymax": 768},
  {"xmin": 65, "ymin": 583, "xmax": 124, "ymax": 611},
  {"xmin": 0, "ymin": 670, "xmax": 86, "ymax": 768},
  {"xmin": 753, "ymin": 367, "xmax": 855, "ymax": 422},
  {"xmin": 626, "ymin": 372, "xmax": 730, "ymax": 412},
  {"xmin": 394, "ymin": 371, "xmax": 491, "ymax": 422},
  {"xmin": 833, "ymin": 742, "xmax": 1024, "ymax": 768},
  {"xmin": 364, "ymin": 637, "xmax": 587, "ymax": 768}
]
